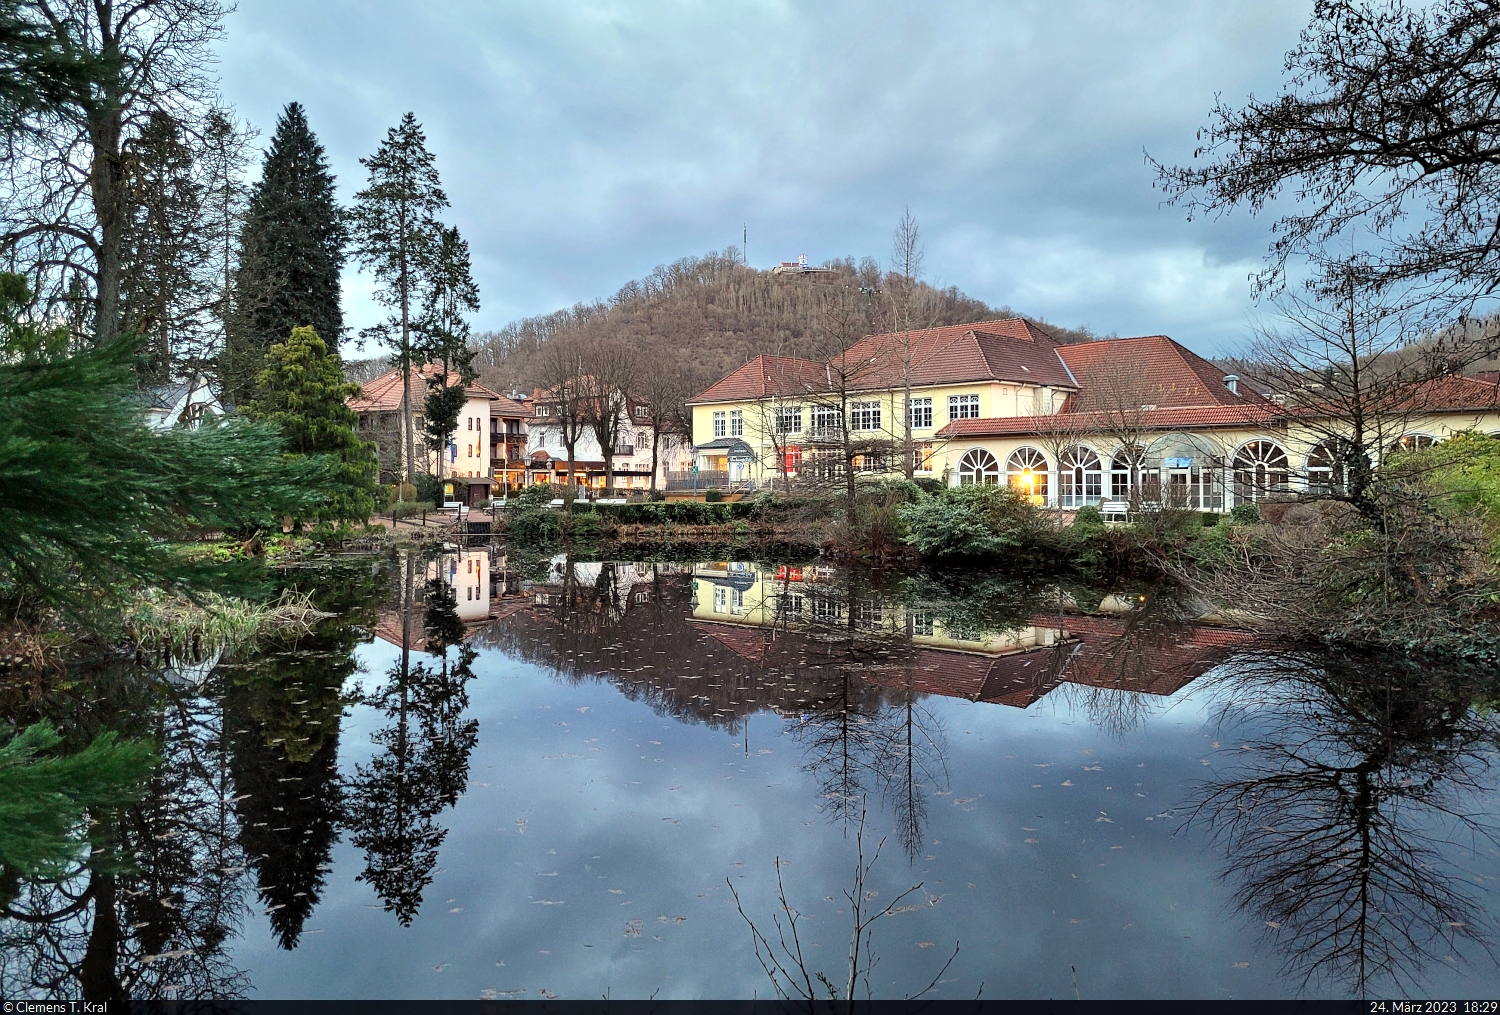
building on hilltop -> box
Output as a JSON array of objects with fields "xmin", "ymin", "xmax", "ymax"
[{"xmin": 684, "ymin": 317, "xmax": 1500, "ymax": 511}]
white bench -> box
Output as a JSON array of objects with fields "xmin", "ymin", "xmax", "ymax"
[{"xmin": 1101, "ymin": 500, "xmax": 1129, "ymax": 520}]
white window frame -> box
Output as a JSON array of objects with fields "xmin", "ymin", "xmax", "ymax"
[
  {"xmin": 948, "ymin": 394, "xmax": 980, "ymax": 420},
  {"xmin": 713, "ymin": 411, "xmax": 726, "ymax": 438},
  {"xmin": 908, "ymin": 396, "xmax": 933, "ymax": 429},
  {"xmin": 851, "ymin": 401, "xmax": 882, "ymax": 431},
  {"xmin": 730, "ymin": 409, "xmax": 743, "ymax": 437}
]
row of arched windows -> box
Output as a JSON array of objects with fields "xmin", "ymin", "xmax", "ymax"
[{"xmin": 954, "ymin": 432, "xmax": 1482, "ymax": 506}]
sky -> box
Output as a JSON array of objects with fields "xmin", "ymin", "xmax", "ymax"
[{"xmin": 214, "ymin": 1, "xmax": 1314, "ymax": 357}]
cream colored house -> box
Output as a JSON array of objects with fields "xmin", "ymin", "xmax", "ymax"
[
  {"xmin": 685, "ymin": 318, "xmax": 1500, "ymax": 510},
  {"xmin": 349, "ymin": 365, "xmax": 530, "ymax": 505}
]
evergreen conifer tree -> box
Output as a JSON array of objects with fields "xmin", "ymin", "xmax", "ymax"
[
  {"xmin": 351, "ymin": 112, "xmax": 447, "ymax": 484},
  {"xmin": 417, "ymin": 225, "xmax": 479, "ymax": 485},
  {"xmin": 245, "ymin": 326, "xmax": 377, "ymax": 525},
  {"xmin": 225, "ymin": 102, "xmax": 346, "ymax": 406}
]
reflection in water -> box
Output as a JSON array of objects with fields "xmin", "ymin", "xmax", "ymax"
[
  {"xmin": 3, "ymin": 550, "xmax": 1494, "ymax": 1000},
  {"xmin": 1, "ymin": 670, "xmax": 250, "ymax": 1000},
  {"xmin": 346, "ymin": 551, "xmax": 479, "ymax": 925},
  {"xmin": 1196, "ymin": 649, "xmax": 1500, "ymax": 995}
]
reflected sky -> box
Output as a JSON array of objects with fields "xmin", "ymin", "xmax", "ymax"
[{"xmin": 5, "ymin": 554, "xmax": 1498, "ymax": 1000}]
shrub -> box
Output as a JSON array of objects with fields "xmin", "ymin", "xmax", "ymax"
[
  {"xmin": 414, "ymin": 473, "xmax": 443, "ymax": 505},
  {"xmin": 1071, "ymin": 504, "xmax": 1104, "ymax": 532},
  {"xmin": 704, "ymin": 489, "xmax": 724, "ymax": 503},
  {"xmin": 398, "ymin": 482, "xmax": 418, "ymax": 503},
  {"xmin": 565, "ymin": 510, "xmax": 604, "ymax": 541},
  {"xmin": 508, "ymin": 507, "xmax": 561, "ymax": 545},
  {"xmin": 898, "ymin": 484, "xmax": 1040, "ymax": 558},
  {"xmin": 1230, "ymin": 503, "xmax": 1261, "ymax": 525},
  {"xmin": 648, "ymin": 490, "xmax": 666, "ymax": 502},
  {"xmin": 1201, "ymin": 511, "xmax": 1219, "ymax": 527},
  {"xmin": 913, "ymin": 477, "xmax": 945, "ymax": 495},
  {"xmin": 389, "ymin": 500, "xmax": 435, "ymax": 519},
  {"xmin": 513, "ymin": 483, "xmax": 556, "ymax": 509}
]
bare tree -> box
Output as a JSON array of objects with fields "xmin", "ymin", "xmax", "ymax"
[
  {"xmin": 887, "ymin": 209, "xmax": 930, "ymax": 479},
  {"xmin": 1152, "ymin": 0, "xmax": 1500, "ymax": 314},
  {"xmin": 533, "ymin": 334, "xmax": 588, "ymax": 502},
  {"xmin": 804, "ymin": 285, "xmax": 888, "ymax": 525},
  {"xmin": 1071, "ymin": 360, "xmax": 1158, "ymax": 506},
  {"xmin": 1248, "ymin": 278, "xmax": 1499, "ymax": 518},
  {"xmin": 0, "ymin": 0, "xmax": 230, "ymax": 347},
  {"xmin": 633, "ymin": 352, "xmax": 695, "ymax": 494},
  {"xmin": 1024, "ymin": 394, "xmax": 1095, "ymax": 524},
  {"xmin": 576, "ymin": 335, "xmax": 636, "ymax": 495}
]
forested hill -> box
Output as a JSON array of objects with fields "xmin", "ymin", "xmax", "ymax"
[{"xmin": 469, "ymin": 249, "xmax": 1097, "ymax": 397}]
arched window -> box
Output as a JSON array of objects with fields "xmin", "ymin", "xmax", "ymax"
[
  {"xmin": 1110, "ymin": 447, "xmax": 1152, "ymax": 500},
  {"xmin": 1006, "ymin": 447, "xmax": 1049, "ymax": 499},
  {"xmin": 1306, "ymin": 440, "xmax": 1347, "ymax": 495},
  {"xmin": 1233, "ymin": 440, "xmax": 1289, "ymax": 505},
  {"xmin": 1390, "ymin": 433, "xmax": 1436, "ymax": 454},
  {"xmin": 957, "ymin": 448, "xmax": 1000, "ymax": 485},
  {"xmin": 1057, "ymin": 446, "xmax": 1102, "ymax": 507}
]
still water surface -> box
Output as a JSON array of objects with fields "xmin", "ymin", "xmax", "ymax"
[{"xmin": 5, "ymin": 549, "xmax": 1499, "ymax": 999}]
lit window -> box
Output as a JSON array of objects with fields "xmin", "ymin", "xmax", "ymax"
[
  {"xmin": 948, "ymin": 394, "xmax": 980, "ymax": 420},
  {"xmin": 909, "ymin": 397, "xmax": 932, "ymax": 429}
]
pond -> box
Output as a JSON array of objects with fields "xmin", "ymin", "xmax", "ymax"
[{"xmin": 4, "ymin": 548, "xmax": 1499, "ymax": 1000}]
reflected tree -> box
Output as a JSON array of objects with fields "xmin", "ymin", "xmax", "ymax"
[
  {"xmin": 1193, "ymin": 649, "xmax": 1500, "ymax": 995},
  {"xmin": 221, "ymin": 560, "xmax": 376, "ymax": 949},
  {"xmin": 345, "ymin": 552, "xmax": 478, "ymax": 925}
]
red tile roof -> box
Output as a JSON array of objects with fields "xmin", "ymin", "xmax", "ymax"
[
  {"xmin": 686, "ymin": 319, "xmax": 1081, "ymax": 404},
  {"xmin": 349, "ymin": 365, "xmax": 530, "ymax": 416},
  {"xmin": 837, "ymin": 319, "xmax": 1078, "ymax": 390},
  {"xmin": 1056, "ymin": 336, "xmax": 1268, "ymax": 411},
  {"xmin": 687, "ymin": 355, "xmax": 831, "ymax": 404},
  {"xmin": 937, "ymin": 403, "xmax": 1282, "ymax": 439}
]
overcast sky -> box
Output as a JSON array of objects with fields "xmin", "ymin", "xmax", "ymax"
[{"xmin": 215, "ymin": 1, "xmax": 1313, "ymax": 356}]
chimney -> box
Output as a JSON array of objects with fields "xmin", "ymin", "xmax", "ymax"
[{"xmin": 1223, "ymin": 374, "xmax": 1240, "ymax": 395}]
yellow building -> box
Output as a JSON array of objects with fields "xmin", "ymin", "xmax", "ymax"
[{"xmin": 685, "ymin": 319, "xmax": 1500, "ymax": 510}]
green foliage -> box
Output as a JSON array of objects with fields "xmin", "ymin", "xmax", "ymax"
[
  {"xmin": 246, "ymin": 326, "xmax": 378, "ymax": 524},
  {"xmin": 421, "ymin": 382, "xmax": 468, "ymax": 458},
  {"xmin": 415, "ymin": 472, "xmax": 444, "ymax": 505},
  {"xmin": 0, "ymin": 722, "xmax": 156, "ymax": 877},
  {"xmin": 1392, "ymin": 431, "xmax": 1500, "ymax": 563},
  {"xmin": 898, "ymin": 484, "xmax": 1041, "ymax": 558},
  {"xmin": 0, "ymin": 272, "xmax": 68, "ymax": 359},
  {"xmin": 1201, "ymin": 511, "xmax": 1220, "ymax": 527},
  {"xmin": 704, "ymin": 488, "xmax": 724, "ymax": 502},
  {"xmin": 1230, "ymin": 503, "xmax": 1261, "ymax": 525},
  {"xmin": 508, "ymin": 506, "xmax": 562, "ymax": 545},
  {"xmin": 350, "ymin": 112, "xmax": 448, "ymax": 372},
  {"xmin": 0, "ymin": 334, "xmax": 329, "ymax": 623},
  {"xmin": 226, "ymin": 103, "xmax": 347, "ymax": 404},
  {"xmin": 1071, "ymin": 504, "xmax": 1105, "ymax": 532},
  {"xmin": 513, "ymin": 483, "xmax": 557, "ymax": 509}
]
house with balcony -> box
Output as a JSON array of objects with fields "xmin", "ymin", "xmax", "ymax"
[
  {"xmin": 349, "ymin": 365, "xmax": 526, "ymax": 505},
  {"xmin": 526, "ymin": 386, "xmax": 689, "ymax": 492},
  {"xmin": 684, "ymin": 318, "xmax": 1500, "ymax": 510}
]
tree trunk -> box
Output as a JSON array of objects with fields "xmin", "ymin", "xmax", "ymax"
[
  {"xmin": 87, "ymin": 98, "xmax": 126, "ymax": 346},
  {"xmin": 649, "ymin": 430, "xmax": 660, "ymax": 493}
]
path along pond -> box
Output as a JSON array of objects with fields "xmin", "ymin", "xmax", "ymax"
[{"xmin": 5, "ymin": 546, "xmax": 1500, "ymax": 1000}]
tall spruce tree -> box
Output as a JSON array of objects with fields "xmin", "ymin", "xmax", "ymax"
[
  {"xmin": 416, "ymin": 225, "xmax": 479, "ymax": 486},
  {"xmin": 350, "ymin": 112, "xmax": 447, "ymax": 484},
  {"xmin": 225, "ymin": 102, "xmax": 346, "ymax": 406}
]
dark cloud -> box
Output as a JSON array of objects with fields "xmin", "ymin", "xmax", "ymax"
[{"xmin": 216, "ymin": 1, "xmax": 1312, "ymax": 355}]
